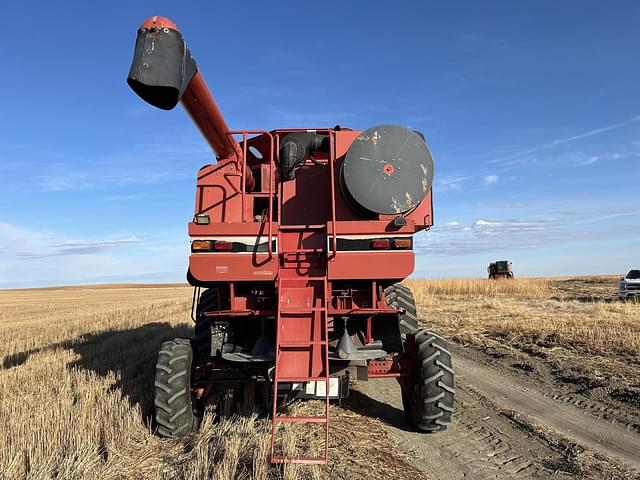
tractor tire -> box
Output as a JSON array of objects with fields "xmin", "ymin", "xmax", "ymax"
[
  {"xmin": 385, "ymin": 284, "xmax": 419, "ymax": 335},
  {"xmin": 154, "ymin": 338, "xmax": 199, "ymax": 438},
  {"xmin": 402, "ymin": 329, "xmax": 455, "ymax": 432},
  {"xmin": 193, "ymin": 288, "xmax": 220, "ymax": 361}
]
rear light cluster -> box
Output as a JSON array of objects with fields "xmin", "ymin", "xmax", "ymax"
[
  {"xmin": 370, "ymin": 238, "xmax": 412, "ymax": 250},
  {"xmin": 191, "ymin": 240, "xmax": 233, "ymax": 252}
]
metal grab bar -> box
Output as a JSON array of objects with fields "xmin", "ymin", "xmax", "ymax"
[
  {"xmin": 328, "ymin": 131, "xmax": 337, "ymax": 259},
  {"xmin": 226, "ymin": 130, "xmax": 275, "ymax": 258},
  {"xmin": 274, "ymin": 128, "xmax": 337, "ymax": 259}
]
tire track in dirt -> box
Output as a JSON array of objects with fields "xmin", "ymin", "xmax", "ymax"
[
  {"xmin": 452, "ymin": 351, "xmax": 640, "ymax": 474},
  {"xmin": 349, "ymin": 344, "xmax": 640, "ymax": 479},
  {"xmin": 351, "ymin": 380, "xmax": 572, "ymax": 479},
  {"xmin": 541, "ymin": 392, "xmax": 640, "ymax": 435}
]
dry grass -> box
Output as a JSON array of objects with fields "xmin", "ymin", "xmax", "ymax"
[
  {"xmin": 405, "ymin": 277, "xmax": 640, "ymax": 356},
  {"xmin": 406, "ymin": 278, "xmax": 550, "ymax": 303},
  {"xmin": 407, "ymin": 277, "xmax": 640, "ymax": 402},
  {"xmin": 3, "ymin": 278, "xmax": 637, "ymax": 479},
  {"xmin": 0, "ymin": 286, "xmax": 423, "ymax": 480}
]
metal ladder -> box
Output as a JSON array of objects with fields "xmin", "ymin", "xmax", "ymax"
[{"xmin": 270, "ymin": 254, "xmax": 330, "ymax": 464}]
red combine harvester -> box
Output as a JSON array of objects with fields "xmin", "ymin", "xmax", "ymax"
[
  {"xmin": 127, "ymin": 16, "xmax": 454, "ymax": 464},
  {"xmin": 488, "ymin": 260, "xmax": 514, "ymax": 280}
]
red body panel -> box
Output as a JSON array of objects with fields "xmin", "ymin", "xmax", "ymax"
[
  {"xmin": 187, "ymin": 129, "xmax": 433, "ymax": 285},
  {"xmin": 327, "ymin": 252, "xmax": 415, "ymax": 280}
]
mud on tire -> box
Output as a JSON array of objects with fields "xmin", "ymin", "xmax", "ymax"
[
  {"xmin": 385, "ymin": 284, "xmax": 419, "ymax": 336},
  {"xmin": 402, "ymin": 329, "xmax": 455, "ymax": 432},
  {"xmin": 154, "ymin": 338, "xmax": 199, "ymax": 438}
]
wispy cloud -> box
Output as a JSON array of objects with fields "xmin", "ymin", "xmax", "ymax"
[
  {"xmin": 0, "ymin": 220, "xmax": 186, "ymax": 288},
  {"xmin": 434, "ymin": 174, "xmax": 471, "ymax": 193},
  {"xmin": 415, "ymin": 217, "xmax": 548, "ymax": 256},
  {"xmin": 489, "ymin": 114, "xmax": 640, "ymax": 166},
  {"xmin": 415, "ymin": 206, "xmax": 640, "ymax": 257},
  {"xmin": 0, "ymin": 221, "xmax": 141, "ymax": 259}
]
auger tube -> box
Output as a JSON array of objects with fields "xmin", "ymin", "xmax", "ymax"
[{"xmin": 127, "ymin": 16, "xmax": 254, "ymax": 190}]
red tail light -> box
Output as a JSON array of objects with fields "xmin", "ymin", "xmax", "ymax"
[
  {"xmin": 213, "ymin": 241, "xmax": 233, "ymax": 251},
  {"xmin": 371, "ymin": 239, "xmax": 390, "ymax": 250}
]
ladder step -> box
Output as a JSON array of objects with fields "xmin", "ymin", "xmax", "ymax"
[
  {"xmin": 270, "ymin": 455, "xmax": 327, "ymax": 465},
  {"xmin": 278, "ymin": 341, "xmax": 327, "ymax": 348},
  {"xmin": 276, "ymin": 376, "xmax": 330, "ymax": 383},
  {"xmin": 273, "ymin": 416, "xmax": 328, "ymax": 424},
  {"xmin": 279, "ymin": 307, "xmax": 325, "ymax": 314},
  {"xmin": 283, "ymin": 249, "xmax": 324, "ymax": 253},
  {"xmin": 279, "ymin": 224, "xmax": 326, "ymax": 231}
]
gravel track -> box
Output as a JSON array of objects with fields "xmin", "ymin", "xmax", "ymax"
[{"xmin": 349, "ymin": 344, "xmax": 640, "ymax": 479}]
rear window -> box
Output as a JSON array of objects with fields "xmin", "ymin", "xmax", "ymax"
[
  {"xmin": 496, "ymin": 261, "xmax": 510, "ymax": 272},
  {"xmin": 627, "ymin": 270, "xmax": 640, "ymax": 279}
]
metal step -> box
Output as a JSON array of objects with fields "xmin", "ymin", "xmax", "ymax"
[
  {"xmin": 270, "ymin": 455, "xmax": 327, "ymax": 465},
  {"xmin": 278, "ymin": 341, "xmax": 327, "ymax": 347},
  {"xmin": 276, "ymin": 376, "xmax": 329, "ymax": 383},
  {"xmin": 279, "ymin": 307, "xmax": 326, "ymax": 314},
  {"xmin": 279, "ymin": 224, "xmax": 326, "ymax": 231},
  {"xmin": 273, "ymin": 416, "xmax": 327, "ymax": 424}
]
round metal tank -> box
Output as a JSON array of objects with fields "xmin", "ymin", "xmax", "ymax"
[{"xmin": 340, "ymin": 125, "xmax": 434, "ymax": 216}]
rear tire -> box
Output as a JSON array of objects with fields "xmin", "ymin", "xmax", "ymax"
[
  {"xmin": 154, "ymin": 338, "xmax": 199, "ymax": 438},
  {"xmin": 402, "ymin": 329, "xmax": 454, "ymax": 432},
  {"xmin": 385, "ymin": 284, "xmax": 419, "ymax": 336}
]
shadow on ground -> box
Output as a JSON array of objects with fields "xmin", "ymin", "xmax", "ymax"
[
  {"xmin": 2, "ymin": 322, "xmax": 192, "ymax": 420},
  {"xmin": 341, "ymin": 388, "xmax": 414, "ymax": 432}
]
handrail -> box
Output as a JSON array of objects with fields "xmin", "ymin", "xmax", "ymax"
[
  {"xmin": 241, "ymin": 132, "xmax": 247, "ymax": 222},
  {"xmin": 275, "ymin": 128, "xmax": 337, "ymax": 259},
  {"xmin": 328, "ymin": 131, "xmax": 337, "ymax": 259},
  {"xmin": 226, "ymin": 130, "xmax": 275, "ymax": 258}
]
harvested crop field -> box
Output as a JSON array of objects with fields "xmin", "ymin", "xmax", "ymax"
[{"xmin": 1, "ymin": 277, "xmax": 639, "ymax": 479}]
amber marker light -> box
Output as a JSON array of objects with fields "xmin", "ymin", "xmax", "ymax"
[
  {"xmin": 191, "ymin": 240, "xmax": 213, "ymax": 251},
  {"xmin": 393, "ymin": 238, "xmax": 412, "ymax": 249}
]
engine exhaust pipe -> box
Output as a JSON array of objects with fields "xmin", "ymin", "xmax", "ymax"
[{"xmin": 127, "ymin": 16, "xmax": 254, "ymax": 190}]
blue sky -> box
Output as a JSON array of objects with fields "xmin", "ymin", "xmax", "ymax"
[{"xmin": 1, "ymin": 1, "xmax": 639, "ymax": 288}]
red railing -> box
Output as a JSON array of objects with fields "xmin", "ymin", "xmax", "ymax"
[
  {"xmin": 226, "ymin": 130, "xmax": 275, "ymax": 257},
  {"xmin": 225, "ymin": 128, "xmax": 338, "ymax": 260},
  {"xmin": 272, "ymin": 128, "xmax": 337, "ymax": 259},
  {"xmin": 328, "ymin": 131, "xmax": 337, "ymax": 259}
]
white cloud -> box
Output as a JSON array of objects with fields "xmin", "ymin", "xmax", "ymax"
[
  {"xmin": 482, "ymin": 174, "xmax": 499, "ymax": 186},
  {"xmin": 0, "ymin": 221, "xmax": 186, "ymax": 288},
  {"xmin": 415, "ymin": 217, "xmax": 548, "ymax": 256},
  {"xmin": 434, "ymin": 174, "xmax": 471, "ymax": 193},
  {"xmin": 0, "ymin": 221, "xmax": 141, "ymax": 259},
  {"xmin": 414, "ymin": 206, "xmax": 640, "ymax": 258},
  {"xmin": 488, "ymin": 114, "xmax": 640, "ymax": 167}
]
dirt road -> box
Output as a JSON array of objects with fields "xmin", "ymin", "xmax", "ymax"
[{"xmin": 349, "ymin": 344, "xmax": 640, "ymax": 479}]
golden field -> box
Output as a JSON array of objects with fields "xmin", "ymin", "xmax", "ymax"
[
  {"xmin": 406, "ymin": 277, "xmax": 640, "ymax": 355},
  {"xmin": 407, "ymin": 277, "xmax": 640, "ymax": 406},
  {"xmin": 0, "ymin": 277, "xmax": 638, "ymax": 479},
  {"xmin": 0, "ymin": 286, "xmax": 421, "ymax": 480}
]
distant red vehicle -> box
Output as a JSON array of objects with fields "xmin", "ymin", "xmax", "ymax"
[
  {"xmin": 488, "ymin": 261, "xmax": 514, "ymax": 279},
  {"xmin": 126, "ymin": 16, "xmax": 454, "ymax": 464}
]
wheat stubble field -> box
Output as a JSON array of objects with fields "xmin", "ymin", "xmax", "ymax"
[{"xmin": 0, "ymin": 278, "xmax": 639, "ymax": 479}]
